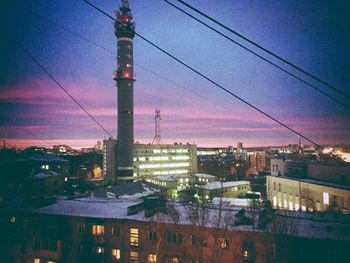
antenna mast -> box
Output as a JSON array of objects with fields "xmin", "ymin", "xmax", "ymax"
[{"xmin": 152, "ymin": 109, "xmax": 163, "ymax": 144}]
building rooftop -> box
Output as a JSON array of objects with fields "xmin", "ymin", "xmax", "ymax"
[
  {"xmin": 269, "ymin": 175, "xmax": 350, "ymax": 191},
  {"xmin": 4, "ymin": 196, "xmax": 350, "ymax": 241},
  {"xmin": 153, "ymin": 176, "xmax": 177, "ymax": 182},
  {"xmin": 31, "ymin": 171, "xmax": 59, "ymax": 180},
  {"xmin": 194, "ymin": 173, "xmax": 217, "ymax": 179},
  {"xmin": 94, "ymin": 181, "xmax": 165, "ymax": 199},
  {"xmin": 198, "ymin": 181, "xmax": 250, "ymax": 190}
]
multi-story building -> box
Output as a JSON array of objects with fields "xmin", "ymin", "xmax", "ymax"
[
  {"xmin": 270, "ymin": 158, "xmax": 287, "ymax": 176},
  {"xmin": 103, "ymin": 142, "xmax": 197, "ymax": 185},
  {"xmin": 268, "ymin": 159, "xmax": 350, "ymax": 212},
  {"xmin": 267, "ymin": 175, "xmax": 350, "ymax": 212},
  {"xmin": 133, "ymin": 143, "xmax": 197, "ymax": 180},
  {"xmin": 247, "ymin": 151, "xmax": 268, "ymax": 174},
  {"xmin": 1, "ymin": 197, "xmax": 349, "ymax": 263}
]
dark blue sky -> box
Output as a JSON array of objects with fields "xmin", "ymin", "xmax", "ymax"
[{"xmin": 1, "ymin": 0, "xmax": 349, "ymax": 148}]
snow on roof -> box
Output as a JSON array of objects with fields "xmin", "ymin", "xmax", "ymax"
[
  {"xmin": 94, "ymin": 181, "xmax": 165, "ymax": 199},
  {"xmin": 198, "ymin": 181, "xmax": 250, "ymax": 190},
  {"xmin": 154, "ymin": 176, "xmax": 177, "ymax": 182},
  {"xmin": 5, "ymin": 197, "xmax": 350, "ymax": 241},
  {"xmin": 32, "ymin": 171, "xmax": 59, "ymax": 179},
  {"xmin": 194, "ymin": 173, "xmax": 217, "ymax": 179},
  {"xmin": 212, "ymin": 198, "xmax": 253, "ymax": 207},
  {"xmin": 17, "ymin": 152, "xmax": 68, "ymax": 163}
]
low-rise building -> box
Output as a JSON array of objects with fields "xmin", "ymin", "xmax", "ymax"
[{"xmin": 197, "ymin": 181, "xmax": 251, "ymax": 201}]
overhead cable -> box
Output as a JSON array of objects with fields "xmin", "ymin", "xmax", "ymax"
[
  {"xmin": 164, "ymin": 0, "xmax": 350, "ymax": 111},
  {"xmin": 170, "ymin": 0, "xmax": 350, "ymax": 101},
  {"xmin": 81, "ymin": 0, "xmax": 321, "ymax": 148}
]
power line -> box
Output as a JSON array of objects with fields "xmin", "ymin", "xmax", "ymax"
[
  {"xmin": 164, "ymin": 0, "xmax": 350, "ymax": 111},
  {"xmin": 81, "ymin": 0, "xmax": 321, "ymax": 148},
  {"xmin": 6, "ymin": 32, "xmax": 114, "ymax": 138},
  {"xmin": 171, "ymin": 0, "xmax": 350, "ymax": 102},
  {"xmin": 15, "ymin": 6, "xmax": 234, "ymax": 114}
]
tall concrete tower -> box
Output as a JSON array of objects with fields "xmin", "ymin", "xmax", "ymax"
[{"xmin": 113, "ymin": 0, "xmax": 135, "ymax": 183}]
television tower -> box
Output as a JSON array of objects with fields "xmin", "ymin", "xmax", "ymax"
[
  {"xmin": 152, "ymin": 109, "xmax": 163, "ymax": 145},
  {"xmin": 113, "ymin": 0, "xmax": 135, "ymax": 183}
]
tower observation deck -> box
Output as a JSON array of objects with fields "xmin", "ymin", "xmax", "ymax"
[{"xmin": 114, "ymin": 0, "xmax": 135, "ymax": 183}]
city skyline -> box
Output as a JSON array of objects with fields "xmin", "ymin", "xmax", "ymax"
[{"xmin": 1, "ymin": 0, "xmax": 350, "ymax": 149}]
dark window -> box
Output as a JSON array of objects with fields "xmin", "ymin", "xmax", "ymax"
[
  {"xmin": 33, "ymin": 238, "xmax": 40, "ymax": 250},
  {"xmin": 191, "ymin": 235, "xmax": 197, "ymax": 245},
  {"xmin": 112, "ymin": 225, "xmax": 120, "ymax": 237},
  {"xmin": 78, "ymin": 223, "xmax": 86, "ymax": 233},
  {"xmin": 167, "ymin": 232, "xmax": 182, "ymax": 244},
  {"xmin": 148, "ymin": 230, "xmax": 157, "ymax": 241}
]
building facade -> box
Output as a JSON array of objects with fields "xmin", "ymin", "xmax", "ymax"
[
  {"xmin": 1, "ymin": 197, "xmax": 349, "ymax": 263},
  {"xmin": 267, "ymin": 175, "xmax": 350, "ymax": 212},
  {"xmin": 133, "ymin": 144, "xmax": 197, "ymax": 180},
  {"xmin": 197, "ymin": 181, "xmax": 251, "ymax": 201}
]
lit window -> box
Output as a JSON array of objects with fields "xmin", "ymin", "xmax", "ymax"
[
  {"xmin": 92, "ymin": 225, "xmax": 105, "ymax": 236},
  {"xmin": 323, "ymin": 192, "xmax": 329, "ymax": 205},
  {"xmin": 243, "ymin": 250, "xmax": 249, "ymax": 258},
  {"xmin": 95, "ymin": 247, "xmax": 104, "ymax": 254},
  {"xmin": 130, "ymin": 251, "xmax": 139, "ymax": 263},
  {"xmin": 130, "ymin": 228, "xmax": 139, "ymax": 246},
  {"xmin": 112, "ymin": 249, "xmax": 121, "ymax": 260},
  {"xmin": 34, "ymin": 259, "xmax": 40, "ymax": 263},
  {"xmin": 218, "ymin": 238, "xmax": 229, "ymax": 249},
  {"xmin": 147, "ymin": 254, "xmax": 157, "ymax": 263}
]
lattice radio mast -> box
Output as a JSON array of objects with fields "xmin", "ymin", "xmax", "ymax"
[{"xmin": 152, "ymin": 109, "xmax": 163, "ymax": 144}]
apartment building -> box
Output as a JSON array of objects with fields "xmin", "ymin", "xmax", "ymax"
[{"xmin": 1, "ymin": 197, "xmax": 349, "ymax": 263}]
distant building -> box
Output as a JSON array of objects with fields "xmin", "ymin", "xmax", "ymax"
[
  {"xmin": 247, "ymin": 151, "xmax": 268, "ymax": 174},
  {"xmin": 23, "ymin": 170, "xmax": 65, "ymax": 206},
  {"xmin": 267, "ymin": 175, "xmax": 350, "ymax": 213},
  {"xmin": 103, "ymin": 142, "xmax": 197, "ymax": 185},
  {"xmin": 270, "ymin": 158, "xmax": 287, "ymax": 176},
  {"xmin": 197, "ymin": 181, "xmax": 251, "ymax": 201},
  {"xmin": 0, "ymin": 150, "xmax": 69, "ymax": 201},
  {"xmin": 268, "ymin": 159, "xmax": 350, "ymax": 213},
  {"xmin": 133, "ymin": 143, "xmax": 197, "ymax": 180},
  {"xmin": 103, "ymin": 137, "xmax": 117, "ymax": 185},
  {"xmin": 147, "ymin": 173, "xmax": 217, "ymax": 199},
  {"xmin": 194, "ymin": 173, "xmax": 217, "ymax": 185}
]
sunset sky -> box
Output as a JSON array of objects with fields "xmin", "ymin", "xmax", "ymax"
[{"xmin": 1, "ymin": 0, "xmax": 350, "ymax": 148}]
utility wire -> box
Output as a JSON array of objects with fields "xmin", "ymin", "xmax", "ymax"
[
  {"xmin": 14, "ymin": 6, "xmax": 234, "ymax": 114},
  {"xmin": 171, "ymin": 0, "xmax": 350, "ymax": 101},
  {"xmin": 6, "ymin": 32, "xmax": 114, "ymax": 138},
  {"xmin": 164, "ymin": 0, "xmax": 350, "ymax": 111},
  {"xmin": 81, "ymin": 0, "xmax": 321, "ymax": 148}
]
